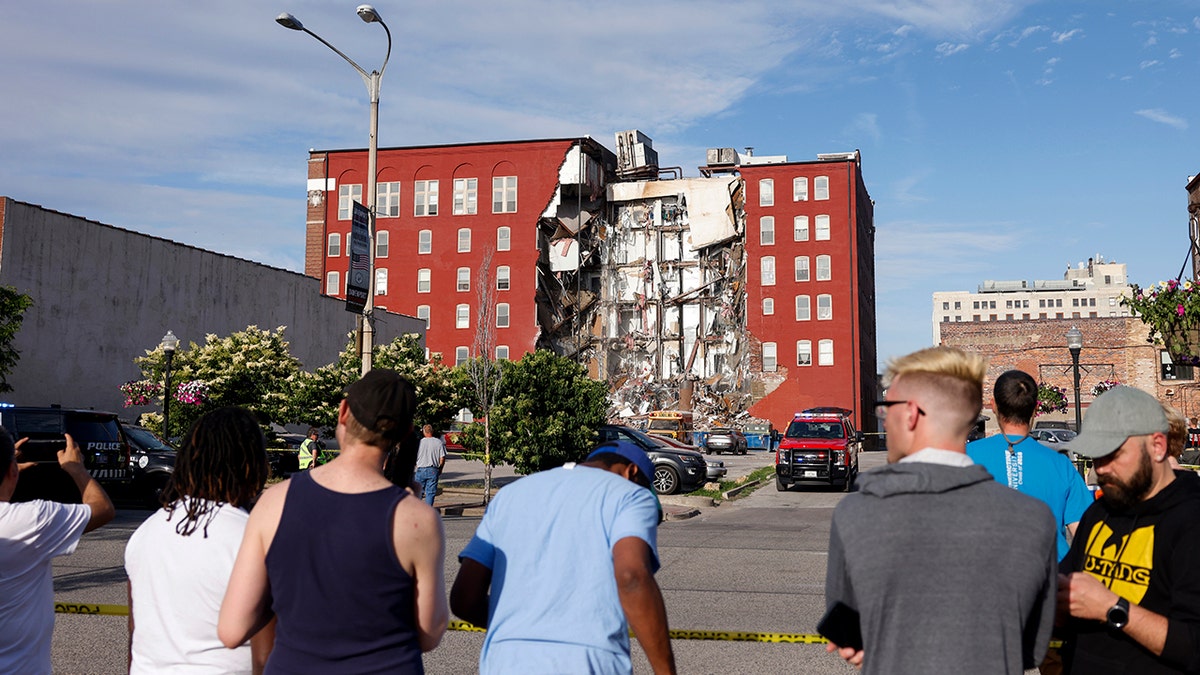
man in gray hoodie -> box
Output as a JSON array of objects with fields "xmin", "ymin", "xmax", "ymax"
[{"xmin": 824, "ymin": 346, "xmax": 1057, "ymax": 674}]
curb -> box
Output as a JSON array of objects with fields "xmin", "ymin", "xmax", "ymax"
[
  {"xmin": 721, "ymin": 477, "xmax": 768, "ymax": 500},
  {"xmin": 658, "ymin": 494, "xmax": 717, "ymax": 509}
]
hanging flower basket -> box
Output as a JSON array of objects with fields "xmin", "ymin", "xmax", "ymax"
[
  {"xmin": 1090, "ymin": 379, "xmax": 1121, "ymax": 397},
  {"xmin": 1123, "ymin": 280, "xmax": 1200, "ymax": 365},
  {"xmin": 174, "ymin": 380, "xmax": 209, "ymax": 406},
  {"xmin": 1036, "ymin": 382, "xmax": 1068, "ymax": 416},
  {"xmin": 119, "ymin": 379, "xmax": 163, "ymax": 407}
]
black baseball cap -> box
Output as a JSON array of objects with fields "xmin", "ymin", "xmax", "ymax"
[{"xmin": 345, "ymin": 369, "xmax": 416, "ymax": 442}]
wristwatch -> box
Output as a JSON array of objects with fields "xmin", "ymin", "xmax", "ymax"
[{"xmin": 1106, "ymin": 597, "xmax": 1130, "ymax": 630}]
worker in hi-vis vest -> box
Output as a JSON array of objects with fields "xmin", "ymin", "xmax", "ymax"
[{"xmin": 298, "ymin": 427, "xmax": 324, "ymax": 470}]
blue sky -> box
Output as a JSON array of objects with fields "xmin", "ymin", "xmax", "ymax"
[{"xmin": 1, "ymin": 1, "xmax": 1196, "ymax": 365}]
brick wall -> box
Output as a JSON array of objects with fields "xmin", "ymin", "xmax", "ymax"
[
  {"xmin": 939, "ymin": 316, "xmax": 1194, "ymax": 428},
  {"xmin": 305, "ymin": 154, "xmax": 327, "ymax": 280}
]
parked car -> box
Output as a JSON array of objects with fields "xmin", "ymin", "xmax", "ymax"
[
  {"xmin": 0, "ymin": 406, "xmax": 132, "ymax": 503},
  {"xmin": 776, "ymin": 409, "xmax": 862, "ymax": 492},
  {"xmin": 1032, "ymin": 428, "xmax": 1077, "ymax": 451},
  {"xmin": 705, "ymin": 427, "xmax": 748, "ymax": 455},
  {"xmin": 121, "ymin": 423, "xmax": 176, "ymax": 507},
  {"xmin": 648, "ymin": 433, "xmax": 726, "ymax": 481},
  {"xmin": 595, "ymin": 424, "xmax": 709, "ymax": 495},
  {"xmin": 1033, "ymin": 420, "xmax": 1076, "ymax": 432}
]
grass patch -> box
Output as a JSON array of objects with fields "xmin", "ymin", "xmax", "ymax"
[{"xmin": 686, "ymin": 465, "xmax": 775, "ymax": 500}]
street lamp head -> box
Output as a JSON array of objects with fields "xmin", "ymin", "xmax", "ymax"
[
  {"xmin": 276, "ymin": 12, "xmax": 304, "ymax": 30},
  {"xmin": 1066, "ymin": 326, "xmax": 1084, "ymax": 352},
  {"xmin": 356, "ymin": 5, "xmax": 382, "ymax": 23},
  {"xmin": 161, "ymin": 330, "xmax": 179, "ymax": 354}
]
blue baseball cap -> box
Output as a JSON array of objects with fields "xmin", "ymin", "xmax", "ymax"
[{"xmin": 587, "ymin": 440, "xmax": 656, "ymax": 487}]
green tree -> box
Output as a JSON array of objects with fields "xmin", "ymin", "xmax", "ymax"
[
  {"xmin": 460, "ymin": 350, "xmax": 608, "ymax": 475},
  {"xmin": 0, "ymin": 286, "xmax": 32, "ymax": 393}
]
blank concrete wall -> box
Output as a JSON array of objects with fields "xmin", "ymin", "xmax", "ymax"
[{"xmin": 0, "ymin": 199, "xmax": 424, "ymax": 413}]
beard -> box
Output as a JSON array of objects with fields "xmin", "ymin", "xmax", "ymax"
[{"xmin": 1099, "ymin": 440, "xmax": 1155, "ymax": 510}]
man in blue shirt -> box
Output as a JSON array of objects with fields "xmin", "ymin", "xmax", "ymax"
[
  {"xmin": 967, "ymin": 369, "xmax": 1093, "ymax": 560},
  {"xmin": 450, "ymin": 440, "xmax": 675, "ymax": 674}
]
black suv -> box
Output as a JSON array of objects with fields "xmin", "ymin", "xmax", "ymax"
[
  {"xmin": 121, "ymin": 423, "xmax": 177, "ymax": 507},
  {"xmin": 0, "ymin": 406, "xmax": 132, "ymax": 503},
  {"xmin": 595, "ymin": 424, "xmax": 708, "ymax": 495}
]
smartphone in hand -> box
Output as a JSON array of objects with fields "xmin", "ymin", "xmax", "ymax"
[{"xmin": 817, "ymin": 601, "xmax": 863, "ymax": 651}]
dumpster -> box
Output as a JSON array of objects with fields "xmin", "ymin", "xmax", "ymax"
[{"xmin": 742, "ymin": 421, "xmax": 773, "ymax": 450}]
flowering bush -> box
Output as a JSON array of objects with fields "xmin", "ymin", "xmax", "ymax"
[
  {"xmin": 174, "ymin": 380, "xmax": 209, "ymax": 406},
  {"xmin": 119, "ymin": 379, "xmax": 162, "ymax": 407},
  {"xmin": 1090, "ymin": 379, "xmax": 1121, "ymax": 397},
  {"xmin": 1036, "ymin": 382, "xmax": 1069, "ymax": 416},
  {"xmin": 1123, "ymin": 279, "xmax": 1200, "ymax": 364}
]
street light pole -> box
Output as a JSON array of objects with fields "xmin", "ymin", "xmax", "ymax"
[
  {"xmin": 1066, "ymin": 326, "xmax": 1083, "ymax": 432},
  {"xmin": 277, "ymin": 6, "xmax": 392, "ymax": 375},
  {"xmin": 160, "ymin": 331, "xmax": 179, "ymax": 440}
]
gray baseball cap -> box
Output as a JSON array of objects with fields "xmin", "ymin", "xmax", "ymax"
[{"xmin": 1071, "ymin": 386, "xmax": 1169, "ymax": 459}]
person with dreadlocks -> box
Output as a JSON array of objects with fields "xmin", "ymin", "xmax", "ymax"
[{"xmin": 125, "ymin": 406, "xmax": 272, "ymax": 674}]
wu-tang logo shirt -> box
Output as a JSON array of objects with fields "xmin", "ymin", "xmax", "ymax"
[{"xmin": 1082, "ymin": 522, "xmax": 1153, "ymax": 604}]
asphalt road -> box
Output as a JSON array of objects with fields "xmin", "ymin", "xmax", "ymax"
[{"xmin": 50, "ymin": 450, "xmax": 888, "ymax": 674}]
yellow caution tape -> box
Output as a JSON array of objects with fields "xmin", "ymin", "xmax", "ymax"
[{"xmin": 54, "ymin": 604, "xmax": 1065, "ymax": 648}]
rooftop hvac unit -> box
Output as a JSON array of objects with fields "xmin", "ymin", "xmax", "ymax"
[
  {"xmin": 706, "ymin": 148, "xmax": 738, "ymax": 166},
  {"xmin": 615, "ymin": 130, "xmax": 655, "ymax": 172}
]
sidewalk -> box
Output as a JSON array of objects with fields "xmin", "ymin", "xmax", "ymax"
[{"xmin": 434, "ymin": 481, "xmax": 708, "ymax": 521}]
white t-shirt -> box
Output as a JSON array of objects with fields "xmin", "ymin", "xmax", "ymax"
[
  {"xmin": 0, "ymin": 499, "xmax": 92, "ymax": 675},
  {"xmin": 125, "ymin": 499, "xmax": 253, "ymax": 674}
]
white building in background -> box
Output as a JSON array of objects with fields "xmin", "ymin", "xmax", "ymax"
[{"xmin": 931, "ymin": 255, "xmax": 1133, "ymax": 344}]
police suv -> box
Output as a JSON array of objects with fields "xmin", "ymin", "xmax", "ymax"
[{"xmin": 0, "ymin": 406, "xmax": 132, "ymax": 503}]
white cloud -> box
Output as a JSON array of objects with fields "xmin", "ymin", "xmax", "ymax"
[
  {"xmin": 845, "ymin": 113, "xmax": 882, "ymax": 143},
  {"xmin": 1134, "ymin": 108, "xmax": 1188, "ymax": 130},
  {"xmin": 1170, "ymin": 48, "xmax": 1182, "ymax": 59},
  {"xmin": 1140, "ymin": 59, "xmax": 1161, "ymax": 69},
  {"xmin": 1052, "ymin": 28, "xmax": 1083, "ymax": 43},
  {"xmin": 1046, "ymin": 57, "xmax": 1060, "ymax": 66},
  {"xmin": 936, "ymin": 42, "xmax": 970, "ymax": 57}
]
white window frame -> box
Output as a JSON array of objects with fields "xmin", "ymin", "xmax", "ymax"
[
  {"xmin": 458, "ymin": 228, "xmax": 471, "ymax": 253},
  {"xmin": 497, "ymin": 226, "xmax": 511, "ymax": 251},
  {"xmin": 795, "ymin": 295, "xmax": 811, "ymax": 321},
  {"xmin": 816, "ymin": 254, "xmax": 832, "ymax": 281},
  {"xmin": 760, "ymin": 216, "xmax": 775, "ymax": 246},
  {"xmin": 815, "ymin": 176, "xmax": 830, "ymax": 201},
  {"xmin": 417, "ymin": 305, "xmax": 430, "ymax": 328},
  {"xmin": 817, "ymin": 294, "xmax": 833, "ymax": 320},
  {"xmin": 453, "ymin": 177, "xmax": 478, "ymax": 215},
  {"xmin": 455, "ymin": 347, "xmax": 469, "ymax": 366},
  {"xmin": 762, "ymin": 297, "xmax": 774, "ymax": 316},
  {"xmin": 375, "ymin": 230, "xmax": 389, "ymax": 258},
  {"xmin": 375, "ymin": 268, "xmax": 388, "ymax": 295},
  {"xmin": 325, "ymin": 271, "xmax": 339, "ymax": 295},
  {"xmin": 493, "ymin": 176, "xmax": 517, "ymax": 213},
  {"xmin": 797, "ymin": 340, "xmax": 812, "ymax": 366},
  {"xmin": 497, "ymin": 303, "xmax": 510, "ymax": 328},
  {"xmin": 761, "ymin": 256, "xmax": 776, "ymax": 286},
  {"xmin": 338, "ymin": 184, "xmax": 362, "ymax": 220},
  {"xmin": 495, "ymin": 345, "xmax": 509, "ymax": 360},
  {"xmin": 327, "ymin": 233, "xmax": 341, "ymax": 257},
  {"xmin": 795, "ymin": 256, "xmax": 810, "ymax": 282},
  {"xmin": 497, "ymin": 266, "xmax": 510, "ymax": 291},
  {"xmin": 377, "ymin": 181, "xmax": 400, "ymax": 218},
  {"xmin": 418, "ymin": 230, "xmax": 432, "ymax": 255},
  {"xmin": 417, "ymin": 268, "xmax": 431, "ymax": 294},
  {"xmin": 763, "ymin": 342, "xmax": 777, "ymax": 372},
  {"xmin": 457, "ymin": 267, "xmax": 470, "ymax": 292},
  {"xmin": 414, "ymin": 180, "xmax": 439, "ymax": 217},
  {"xmin": 456, "ymin": 304, "xmax": 470, "ymax": 329},
  {"xmin": 759, "ymin": 178, "xmax": 774, "ymax": 207},
  {"xmin": 793, "ymin": 177, "xmax": 808, "ymax": 201},
  {"xmin": 794, "ymin": 216, "xmax": 809, "ymax": 242},
  {"xmin": 818, "ymin": 339, "xmax": 834, "ymax": 365},
  {"xmin": 816, "ymin": 215, "xmax": 831, "ymax": 241}
]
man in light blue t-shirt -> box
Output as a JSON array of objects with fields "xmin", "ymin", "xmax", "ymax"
[
  {"xmin": 450, "ymin": 440, "xmax": 675, "ymax": 675},
  {"xmin": 967, "ymin": 370, "xmax": 1093, "ymax": 560}
]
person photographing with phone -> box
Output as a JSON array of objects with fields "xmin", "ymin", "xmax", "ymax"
[{"xmin": 0, "ymin": 430, "xmax": 115, "ymax": 673}]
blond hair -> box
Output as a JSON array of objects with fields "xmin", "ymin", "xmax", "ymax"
[
  {"xmin": 1163, "ymin": 403, "xmax": 1186, "ymax": 459},
  {"xmin": 886, "ymin": 347, "xmax": 987, "ymax": 434}
]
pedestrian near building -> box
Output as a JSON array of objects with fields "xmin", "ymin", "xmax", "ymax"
[
  {"xmin": 1057, "ymin": 386, "xmax": 1200, "ymax": 674},
  {"xmin": 126, "ymin": 406, "xmax": 273, "ymax": 674},
  {"xmin": 825, "ymin": 347, "xmax": 1057, "ymax": 673},
  {"xmin": 414, "ymin": 424, "xmax": 446, "ymax": 506},
  {"xmin": 0, "ymin": 430, "xmax": 114, "ymax": 674},
  {"xmin": 967, "ymin": 369, "xmax": 1093, "ymax": 560},
  {"xmin": 450, "ymin": 440, "xmax": 675, "ymax": 674},
  {"xmin": 297, "ymin": 427, "xmax": 323, "ymax": 470},
  {"xmin": 219, "ymin": 369, "xmax": 448, "ymax": 673}
]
